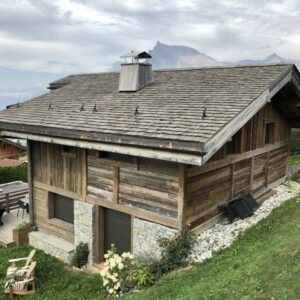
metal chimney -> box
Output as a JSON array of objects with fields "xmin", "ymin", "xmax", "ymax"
[{"xmin": 118, "ymin": 50, "xmax": 154, "ymax": 92}]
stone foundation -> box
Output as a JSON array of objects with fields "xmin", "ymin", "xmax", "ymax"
[
  {"xmin": 29, "ymin": 231, "xmax": 74, "ymax": 264},
  {"xmin": 132, "ymin": 217, "xmax": 178, "ymax": 261},
  {"xmin": 74, "ymin": 200, "xmax": 96, "ymax": 264}
]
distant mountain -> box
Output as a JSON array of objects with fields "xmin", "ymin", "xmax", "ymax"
[
  {"xmin": 232, "ymin": 53, "xmax": 295, "ymax": 66},
  {"xmin": 149, "ymin": 41, "xmax": 222, "ymax": 69},
  {"xmin": 110, "ymin": 41, "xmax": 222, "ymax": 71}
]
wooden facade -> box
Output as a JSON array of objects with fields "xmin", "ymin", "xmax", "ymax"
[
  {"xmin": 29, "ymin": 100, "xmax": 291, "ymax": 247},
  {"xmin": 0, "ymin": 139, "xmax": 24, "ymax": 160}
]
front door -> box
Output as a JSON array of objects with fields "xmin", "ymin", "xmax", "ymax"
[{"xmin": 103, "ymin": 208, "xmax": 131, "ymax": 256}]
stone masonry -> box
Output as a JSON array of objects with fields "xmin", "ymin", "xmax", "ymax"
[
  {"xmin": 74, "ymin": 200, "xmax": 97, "ymax": 264},
  {"xmin": 132, "ymin": 217, "xmax": 178, "ymax": 261}
]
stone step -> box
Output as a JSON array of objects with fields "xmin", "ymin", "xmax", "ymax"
[{"xmin": 29, "ymin": 230, "xmax": 74, "ymax": 264}]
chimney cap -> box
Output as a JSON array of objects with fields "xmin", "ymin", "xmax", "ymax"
[{"xmin": 120, "ymin": 50, "xmax": 151, "ymax": 59}]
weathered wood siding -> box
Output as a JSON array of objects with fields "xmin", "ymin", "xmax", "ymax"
[
  {"xmin": 87, "ymin": 152, "xmax": 179, "ymax": 228},
  {"xmin": 185, "ymin": 103, "xmax": 290, "ymax": 227},
  {"xmin": 32, "ymin": 142, "xmax": 86, "ymax": 198},
  {"xmin": 0, "ymin": 141, "xmax": 21, "ymax": 160},
  {"xmin": 31, "ymin": 141, "xmax": 86, "ymax": 241}
]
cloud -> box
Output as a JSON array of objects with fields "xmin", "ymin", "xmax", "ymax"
[{"xmin": 0, "ymin": 0, "xmax": 299, "ymax": 73}]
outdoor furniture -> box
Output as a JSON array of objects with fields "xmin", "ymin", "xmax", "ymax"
[
  {"xmin": 0, "ymin": 203, "xmax": 6, "ymax": 226},
  {"xmin": 4, "ymin": 261, "xmax": 36, "ymax": 299},
  {"xmin": 6, "ymin": 250, "xmax": 36, "ymax": 278},
  {"xmin": 17, "ymin": 198, "xmax": 28, "ymax": 219}
]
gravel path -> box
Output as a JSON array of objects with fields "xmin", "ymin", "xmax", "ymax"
[{"xmin": 190, "ymin": 181, "xmax": 300, "ymax": 263}]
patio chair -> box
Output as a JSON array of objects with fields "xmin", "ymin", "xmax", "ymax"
[
  {"xmin": 17, "ymin": 199, "xmax": 27, "ymax": 219},
  {"xmin": 6, "ymin": 249, "xmax": 36, "ymax": 278},
  {"xmin": 4, "ymin": 261, "xmax": 36, "ymax": 299}
]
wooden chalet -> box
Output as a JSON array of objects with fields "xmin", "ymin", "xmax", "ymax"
[
  {"xmin": 0, "ymin": 52, "xmax": 300, "ymax": 264},
  {"xmin": 0, "ymin": 138, "xmax": 25, "ymax": 161}
]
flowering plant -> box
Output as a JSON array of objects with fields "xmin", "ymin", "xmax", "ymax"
[{"xmin": 100, "ymin": 245, "xmax": 134, "ymax": 296}]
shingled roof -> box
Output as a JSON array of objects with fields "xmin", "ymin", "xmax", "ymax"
[{"xmin": 0, "ymin": 64, "xmax": 299, "ymax": 158}]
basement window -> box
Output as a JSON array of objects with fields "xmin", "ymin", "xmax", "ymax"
[
  {"xmin": 49, "ymin": 193, "xmax": 74, "ymax": 225},
  {"xmin": 264, "ymin": 122, "xmax": 275, "ymax": 145}
]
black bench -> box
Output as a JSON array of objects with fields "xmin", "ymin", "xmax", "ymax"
[
  {"xmin": 0, "ymin": 203, "xmax": 6, "ymax": 226},
  {"xmin": 220, "ymin": 192, "xmax": 259, "ymax": 223}
]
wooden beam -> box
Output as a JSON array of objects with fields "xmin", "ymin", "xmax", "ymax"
[
  {"xmin": 230, "ymin": 164, "xmax": 235, "ymax": 198},
  {"xmin": 113, "ymin": 166, "xmax": 119, "ymax": 204},
  {"xmin": 177, "ymin": 164, "xmax": 187, "ymax": 230},
  {"xmin": 33, "ymin": 181, "xmax": 82, "ymax": 201},
  {"xmin": 0, "ymin": 131, "xmax": 204, "ymax": 166},
  {"xmin": 87, "ymin": 194, "xmax": 177, "ymax": 229},
  {"xmin": 27, "ymin": 140, "xmax": 34, "ymax": 224},
  {"xmin": 249, "ymin": 156, "xmax": 254, "ymax": 191}
]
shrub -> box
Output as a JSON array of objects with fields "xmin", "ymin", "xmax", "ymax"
[
  {"xmin": 0, "ymin": 165, "xmax": 28, "ymax": 184},
  {"xmin": 150, "ymin": 227, "xmax": 197, "ymax": 277},
  {"xmin": 71, "ymin": 242, "xmax": 90, "ymax": 268},
  {"xmin": 100, "ymin": 245, "xmax": 154, "ymax": 296},
  {"xmin": 15, "ymin": 221, "xmax": 31, "ymax": 231}
]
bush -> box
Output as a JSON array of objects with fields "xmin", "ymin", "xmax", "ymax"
[
  {"xmin": 71, "ymin": 242, "xmax": 90, "ymax": 268},
  {"xmin": 15, "ymin": 221, "xmax": 31, "ymax": 231},
  {"xmin": 100, "ymin": 245, "xmax": 154, "ymax": 296},
  {"xmin": 150, "ymin": 227, "xmax": 197, "ymax": 277},
  {"xmin": 0, "ymin": 165, "xmax": 28, "ymax": 184}
]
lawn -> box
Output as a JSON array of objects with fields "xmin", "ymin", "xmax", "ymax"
[
  {"xmin": 288, "ymin": 154, "xmax": 300, "ymax": 165},
  {"xmin": 0, "ymin": 195, "xmax": 300, "ymax": 300}
]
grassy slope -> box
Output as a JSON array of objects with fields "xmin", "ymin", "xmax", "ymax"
[
  {"xmin": 0, "ymin": 196, "xmax": 299, "ymax": 300},
  {"xmin": 125, "ymin": 196, "xmax": 300, "ymax": 300},
  {"xmin": 288, "ymin": 154, "xmax": 300, "ymax": 165}
]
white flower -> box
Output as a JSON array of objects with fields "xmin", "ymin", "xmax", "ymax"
[
  {"xmin": 118, "ymin": 263, "xmax": 124, "ymax": 270},
  {"xmin": 103, "ymin": 279, "xmax": 109, "ymax": 286},
  {"xmin": 108, "ymin": 288, "xmax": 114, "ymax": 294},
  {"xmin": 114, "ymin": 282, "xmax": 121, "ymax": 290},
  {"xmin": 104, "ymin": 254, "xmax": 109, "ymax": 259}
]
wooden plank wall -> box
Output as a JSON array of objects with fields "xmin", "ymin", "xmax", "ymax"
[
  {"xmin": 185, "ymin": 103, "xmax": 290, "ymax": 228},
  {"xmin": 31, "ymin": 141, "xmax": 85, "ymax": 241},
  {"xmin": 0, "ymin": 141, "xmax": 21, "ymax": 160},
  {"xmin": 87, "ymin": 152, "xmax": 179, "ymax": 227},
  {"xmin": 32, "ymin": 142, "xmax": 85, "ymax": 198},
  {"xmin": 209, "ymin": 103, "xmax": 289, "ymax": 161}
]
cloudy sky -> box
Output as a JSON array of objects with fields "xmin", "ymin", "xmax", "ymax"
[{"xmin": 0, "ymin": 0, "xmax": 300, "ymax": 108}]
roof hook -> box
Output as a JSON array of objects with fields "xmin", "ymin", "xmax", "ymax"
[
  {"xmin": 202, "ymin": 107, "xmax": 207, "ymax": 119},
  {"xmin": 134, "ymin": 105, "xmax": 139, "ymax": 116},
  {"xmin": 93, "ymin": 104, "xmax": 98, "ymax": 113},
  {"xmin": 80, "ymin": 103, "xmax": 85, "ymax": 112},
  {"xmin": 48, "ymin": 103, "xmax": 53, "ymax": 110},
  {"xmin": 16, "ymin": 102, "xmax": 21, "ymax": 108}
]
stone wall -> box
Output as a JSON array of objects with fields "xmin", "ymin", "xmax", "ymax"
[
  {"xmin": 74, "ymin": 200, "xmax": 96, "ymax": 264},
  {"xmin": 132, "ymin": 217, "xmax": 178, "ymax": 261}
]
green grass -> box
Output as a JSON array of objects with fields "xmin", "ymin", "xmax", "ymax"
[
  {"xmin": 125, "ymin": 196, "xmax": 300, "ymax": 300},
  {"xmin": 288, "ymin": 154, "xmax": 300, "ymax": 165},
  {"xmin": 1, "ymin": 196, "xmax": 300, "ymax": 299},
  {"xmin": 0, "ymin": 246, "xmax": 104, "ymax": 300}
]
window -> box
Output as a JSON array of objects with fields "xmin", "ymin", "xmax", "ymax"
[
  {"xmin": 99, "ymin": 151, "xmax": 135, "ymax": 164},
  {"xmin": 49, "ymin": 193, "xmax": 74, "ymax": 224},
  {"xmin": 264, "ymin": 122, "xmax": 275, "ymax": 145},
  {"xmin": 62, "ymin": 146, "xmax": 77, "ymax": 158},
  {"xmin": 224, "ymin": 138, "xmax": 235, "ymax": 156}
]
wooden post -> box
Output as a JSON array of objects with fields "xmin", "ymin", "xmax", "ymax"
[
  {"xmin": 230, "ymin": 164, "xmax": 235, "ymax": 198},
  {"xmin": 95, "ymin": 206, "xmax": 104, "ymax": 263},
  {"xmin": 113, "ymin": 167, "xmax": 119, "ymax": 204},
  {"xmin": 178, "ymin": 164, "xmax": 187, "ymax": 230},
  {"xmin": 249, "ymin": 156, "xmax": 254, "ymax": 192},
  {"xmin": 266, "ymin": 152, "xmax": 270, "ymax": 188},
  {"xmin": 5, "ymin": 194, "xmax": 10, "ymax": 213},
  {"xmin": 27, "ymin": 140, "xmax": 34, "ymax": 224},
  {"xmin": 82, "ymin": 149, "xmax": 87, "ymax": 202}
]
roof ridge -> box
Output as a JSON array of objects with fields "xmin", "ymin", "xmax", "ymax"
[{"xmin": 54, "ymin": 63, "xmax": 293, "ymax": 81}]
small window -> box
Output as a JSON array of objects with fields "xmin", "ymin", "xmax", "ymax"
[
  {"xmin": 99, "ymin": 152, "xmax": 135, "ymax": 164},
  {"xmin": 49, "ymin": 193, "xmax": 74, "ymax": 224},
  {"xmin": 62, "ymin": 146, "xmax": 77, "ymax": 158},
  {"xmin": 264, "ymin": 122, "xmax": 275, "ymax": 145},
  {"xmin": 224, "ymin": 138, "xmax": 235, "ymax": 156}
]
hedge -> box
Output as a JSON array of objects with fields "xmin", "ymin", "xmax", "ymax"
[{"xmin": 0, "ymin": 164, "xmax": 28, "ymax": 184}]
